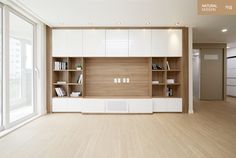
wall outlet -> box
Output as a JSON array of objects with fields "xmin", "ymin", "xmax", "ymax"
[
  {"xmin": 114, "ymin": 78, "xmax": 117, "ymax": 83},
  {"xmin": 123, "ymin": 78, "xmax": 126, "ymax": 83},
  {"xmin": 127, "ymin": 78, "xmax": 130, "ymax": 83},
  {"xmin": 117, "ymin": 78, "xmax": 121, "ymax": 83}
]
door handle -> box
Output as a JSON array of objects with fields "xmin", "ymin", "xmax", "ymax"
[{"xmin": 35, "ymin": 67, "xmax": 40, "ymax": 78}]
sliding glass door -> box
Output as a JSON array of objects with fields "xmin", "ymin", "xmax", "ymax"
[{"xmin": 7, "ymin": 9, "xmax": 36, "ymax": 125}]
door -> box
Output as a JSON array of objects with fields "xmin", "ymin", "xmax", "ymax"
[
  {"xmin": 52, "ymin": 29, "xmax": 83, "ymax": 57},
  {"xmin": 83, "ymin": 29, "xmax": 106, "ymax": 57},
  {"xmin": 7, "ymin": 9, "xmax": 37, "ymax": 126},
  {"xmin": 106, "ymin": 30, "xmax": 128, "ymax": 57},
  {"xmin": 129, "ymin": 29, "xmax": 151, "ymax": 57},
  {"xmin": 151, "ymin": 29, "xmax": 182, "ymax": 57},
  {"xmin": 200, "ymin": 49, "xmax": 224, "ymax": 100}
]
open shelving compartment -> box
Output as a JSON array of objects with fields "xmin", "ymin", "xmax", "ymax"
[
  {"xmin": 166, "ymin": 57, "xmax": 182, "ymax": 98},
  {"xmin": 152, "ymin": 57, "xmax": 166, "ymax": 97},
  {"xmin": 52, "ymin": 57, "xmax": 84, "ymax": 98}
]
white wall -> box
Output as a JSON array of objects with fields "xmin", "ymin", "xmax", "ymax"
[{"xmin": 227, "ymin": 47, "xmax": 236, "ymax": 97}]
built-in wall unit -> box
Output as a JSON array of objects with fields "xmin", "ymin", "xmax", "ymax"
[{"xmin": 47, "ymin": 27, "xmax": 189, "ymax": 113}]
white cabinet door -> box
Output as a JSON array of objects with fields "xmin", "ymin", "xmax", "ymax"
[
  {"xmin": 153, "ymin": 98, "xmax": 182, "ymax": 112},
  {"xmin": 66, "ymin": 30, "xmax": 83, "ymax": 56},
  {"xmin": 82, "ymin": 99, "xmax": 105, "ymax": 113},
  {"xmin": 52, "ymin": 29, "xmax": 83, "ymax": 57},
  {"xmin": 83, "ymin": 29, "xmax": 106, "ymax": 57},
  {"xmin": 129, "ymin": 29, "xmax": 151, "ymax": 57},
  {"xmin": 128, "ymin": 99, "xmax": 153, "ymax": 113},
  {"xmin": 52, "ymin": 98, "xmax": 82, "ymax": 112},
  {"xmin": 167, "ymin": 98, "xmax": 182, "ymax": 112},
  {"xmin": 52, "ymin": 30, "xmax": 67, "ymax": 57},
  {"xmin": 151, "ymin": 29, "xmax": 182, "ymax": 57},
  {"xmin": 106, "ymin": 30, "xmax": 129, "ymax": 57}
]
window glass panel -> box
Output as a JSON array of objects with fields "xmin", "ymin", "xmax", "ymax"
[{"xmin": 9, "ymin": 12, "xmax": 34, "ymax": 123}]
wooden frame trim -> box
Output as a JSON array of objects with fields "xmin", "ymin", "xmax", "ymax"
[
  {"xmin": 182, "ymin": 28, "xmax": 189, "ymax": 113},
  {"xmin": 46, "ymin": 26, "xmax": 52, "ymax": 113},
  {"xmin": 52, "ymin": 26, "xmax": 187, "ymax": 30}
]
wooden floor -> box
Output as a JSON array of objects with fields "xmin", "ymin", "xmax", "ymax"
[{"xmin": 1, "ymin": 97, "xmax": 236, "ymax": 158}]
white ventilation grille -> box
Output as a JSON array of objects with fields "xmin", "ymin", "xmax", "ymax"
[{"xmin": 106, "ymin": 100, "xmax": 128, "ymax": 113}]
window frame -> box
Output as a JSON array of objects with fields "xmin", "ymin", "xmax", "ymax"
[{"xmin": 0, "ymin": 3, "xmax": 3, "ymax": 132}]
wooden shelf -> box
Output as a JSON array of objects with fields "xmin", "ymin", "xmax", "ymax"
[
  {"xmin": 53, "ymin": 69, "xmax": 83, "ymax": 72},
  {"xmin": 167, "ymin": 83, "xmax": 180, "ymax": 86},
  {"xmin": 152, "ymin": 70, "xmax": 165, "ymax": 72},
  {"xmin": 152, "ymin": 83, "xmax": 165, "ymax": 85},
  {"xmin": 53, "ymin": 83, "xmax": 67, "ymax": 85},
  {"xmin": 167, "ymin": 69, "xmax": 181, "ymax": 72},
  {"xmin": 53, "ymin": 83, "xmax": 82, "ymax": 86}
]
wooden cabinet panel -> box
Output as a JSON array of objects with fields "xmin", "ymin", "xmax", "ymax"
[
  {"xmin": 151, "ymin": 29, "xmax": 182, "ymax": 57},
  {"xmin": 106, "ymin": 30, "xmax": 129, "ymax": 57},
  {"xmin": 83, "ymin": 29, "xmax": 106, "ymax": 57},
  {"xmin": 129, "ymin": 29, "xmax": 151, "ymax": 57}
]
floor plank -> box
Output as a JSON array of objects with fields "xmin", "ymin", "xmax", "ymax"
[{"xmin": 0, "ymin": 97, "xmax": 236, "ymax": 158}]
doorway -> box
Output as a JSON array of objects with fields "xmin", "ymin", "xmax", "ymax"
[{"xmin": 193, "ymin": 44, "xmax": 226, "ymax": 101}]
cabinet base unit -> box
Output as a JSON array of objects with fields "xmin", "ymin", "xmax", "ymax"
[
  {"xmin": 153, "ymin": 98, "xmax": 182, "ymax": 112},
  {"xmin": 128, "ymin": 99, "xmax": 153, "ymax": 113},
  {"xmin": 82, "ymin": 99, "xmax": 106, "ymax": 113},
  {"xmin": 52, "ymin": 98, "xmax": 83, "ymax": 112}
]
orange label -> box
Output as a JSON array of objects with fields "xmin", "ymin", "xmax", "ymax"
[{"xmin": 198, "ymin": 0, "xmax": 236, "ymax": 15}]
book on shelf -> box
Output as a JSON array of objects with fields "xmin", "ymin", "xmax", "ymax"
[
  {"xmin": 166, "ymin": 61, "xmax": 170, "ymax": 70},
  {"xmin": 55, "ymin": 87, "xmax": 66, "ymax": 97},
  {"xmin": 54, "ymin": 61, "xmax": 67, "ymax": 70},
  {"xmin": 167, "ymin": 79, "xmax": 175, "ymax": 84},
  {"xmin": 77, "ymin": 74, "xmax": 83, "ymax": 84}
]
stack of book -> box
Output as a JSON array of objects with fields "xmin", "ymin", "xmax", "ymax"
[
  {"xmin": 70, "ymin": 92, "xmax": 81, "ymax": 97},
  {"xmin": 152, "ymin": 81, "xmax": 160, "ymax": 84},
  {"xmin": 55, "ymin": 87, "xmax": 66, "ymax": 97},
  {"xmin": 54, "ymin": 61, "xmax": 67, "ymax": 70}
]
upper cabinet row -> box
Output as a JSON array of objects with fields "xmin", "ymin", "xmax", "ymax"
[{"xmin": 52, "ymin": 29, "xmax": 182, "ymax": 57}]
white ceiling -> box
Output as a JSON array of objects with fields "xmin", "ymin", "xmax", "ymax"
[{"xmin": 13, "ymin": 0, "xmax": 236, "ymax": 47}]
